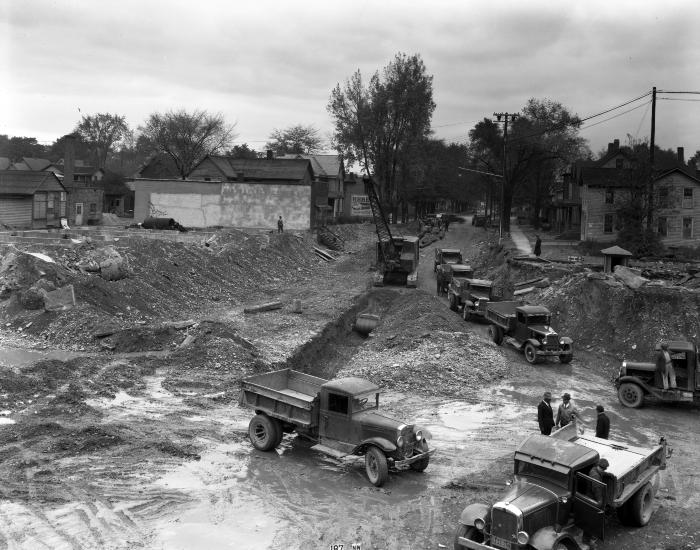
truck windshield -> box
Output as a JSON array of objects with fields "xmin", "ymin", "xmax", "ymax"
[
  {"xmin": 351, "ymin": 393, "xmax": 378, "ymax": 413},
  {"xmin": 527, "ymin": 314, "xmax": 550, "ymax": 326},
  {"xmin": 443, "ymin": 254, "xmax": 461, "ymax": 263},
  {"xmin": 515, "ymin": 460, "xmax": 568, "ymax": 487}
]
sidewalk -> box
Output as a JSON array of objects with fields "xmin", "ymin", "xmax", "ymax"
[{"xmin": 508, "ymin": 224, "xmax": 532, "ymax": 255}]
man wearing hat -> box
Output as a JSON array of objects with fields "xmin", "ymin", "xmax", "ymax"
[
  {"xmin": 537, "ymin": 391, "xmax": 555, "ymax": 435},
  {"xmin": 555, "ymin": 393, "xmax": 579, "ymax": 429}
]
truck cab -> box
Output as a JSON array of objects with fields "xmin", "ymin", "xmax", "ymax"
[
  {"xmin": 455, "ymin": 423, "xmax": 667, "ymax": 550},
  {"xmin": 616, "ymin": 340, "xmax": 700, "ymax": 407},
  {"xmin": 434, "ymin": 248, "xmax": 463, "ymax": 272},
  {"xmin": 439, "ymin": 263, "xmax": 474, "ymax": 296},
  {"xmin": 453, "ymin": 278, "xmax": 494, "ymax": 321}
]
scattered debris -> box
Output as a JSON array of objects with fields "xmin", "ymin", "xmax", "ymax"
[
  {"xmin": 243, "ymin": 301, "xmax": 284, "ymax": 314},
  {"xmin": 44, "ymin": 284, "xmax": 76, "ymax": 312}
]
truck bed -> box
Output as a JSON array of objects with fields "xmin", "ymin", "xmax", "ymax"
[
  {"xmin": 239, "ymin": 369, "xmax": 327, "ymax": 427},
  {"xmin": 484, "ymin": 300, "xmax": 521, "ymax": 327}
]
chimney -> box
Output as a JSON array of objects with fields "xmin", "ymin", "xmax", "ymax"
[
  {"xmin": 613, "ymin": 139, "xmax": 620, "ymax": 151},
  {"xmin": 266, "ymin": 149, "xmax": 273, "ymax": 160},
  {"xmin": 607, "ymin": 142, "xmax": 614, "ymax": 154},
  {"xmin": 63, "ymin": 133, "xmax": 76, "ymax": 222},
  {"xmin": 677, "ymin": 147, "xmax": 684, "ymax": 164}
]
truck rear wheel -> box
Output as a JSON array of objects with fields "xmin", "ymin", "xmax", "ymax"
[
  {"xmin": 248, "ymin": 414, "xmax": 281, "ymax": 451},
  {"xmin": 449, "ymin": 293, "xmax": 458, "ymax": 311},
  {"xmin": 453, "ymin": 525, "xmax": 484, "ymax": 549},
  {"xmin": 524, "ymin": 342, "xmax": 540, "ymax": 364},
  {"xmin": 618, "ymin": 383, "xmax": 644, "ymax": 408},
  {"xmin": 488, "ymin": 325, "xmax": 503, "ymax": 345},
  {"xmin": 627, "ymin": 482, "xmax": 655, "ymax": 526},
  {"xmin": 365, "ymin": 446, "xmax": 388, "ymax": 487}
]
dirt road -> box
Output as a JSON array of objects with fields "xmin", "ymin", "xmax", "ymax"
[{"xmin": 1, "ymin": 220, "xmax": 698, "ymax": 550}]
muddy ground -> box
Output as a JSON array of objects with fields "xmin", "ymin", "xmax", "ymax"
[{"xmin": 0, "ymin": 220, "xmax": 699, "ymax": 550}]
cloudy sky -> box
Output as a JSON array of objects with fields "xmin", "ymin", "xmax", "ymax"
[{"xmin": 1, "ymin": 0, "xmax": 699, "ymax": 159}]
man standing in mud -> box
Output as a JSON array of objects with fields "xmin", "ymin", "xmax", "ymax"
[
  {"xmin": 277, "ymin": 216, "xmax": 284, "ymax": 233},
  {"xmin": 537, "ymin": 391, "xmax": 555, "ymax": 435},
  {"xmin": 555, "ymin": 393, "xmax": 578, "ymax": 429}
]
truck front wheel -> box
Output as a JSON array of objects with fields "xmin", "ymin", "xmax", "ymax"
[
  {"xmin": 410, "ymin": 441, "xmax": 430, "ymax": 472},
  {"xmin": 624, "ymin": 482, "xmax": 655, "ymax": 526},
  {"xmin": 248, "ymin": 414, "xmax": 281, "ymax": 451},
  {"xmin": 365, "ymin": 446, "xmax": 389, "ymax": 487},
  {"xmin": 453, "ymin": 525, "xmax": 484, "ymax": 549},
  {"xmin": 524, "ymin": 342, "xmax": 540, "ymax": 364},
  {"xmin": 488, "ymin": 325, "xmax": 503, "ymax": 345},
  {"xmin": 462, "ymin": 307, "xmax": 471, "ymax": 322},
  {"xmin": 618, "ymin": 383, "xmax": 644, "ymax": 408}
]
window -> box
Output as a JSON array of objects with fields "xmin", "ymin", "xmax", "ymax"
[
  {"xmin": 328, "ymin": 393, "xmax": 348, "ymax": 414},
  {"xmin": 605, "ymin": 189, "xmax": 614, "ymax": 204},
  {"xmin": 658, "ymin": 187, "xmax": 669, "ymax": 209},
  {"xmin": 683, "ymin": 188, "xmax": 693, "ymax": 209},
  {"xmin": 657, "ymin": 217, "xmax": 668, "ymax": 237},
  {"xmin": 615, "ymin": 158, "xmax": 623, "ymax": 169},
  {"xmin": 90, "ymin": 203, "xmax": 97, "ymax": 213},
  {"xmin": 33, "ymin": 192, "xmax": 47, "ymax": 219},
  {"xmin": 604, "ymin": 214, "xmax": 614, "ymax": 233},
  {"xmin": 683, "ymin": 217, "xmax": 693, "ymax": 239}
]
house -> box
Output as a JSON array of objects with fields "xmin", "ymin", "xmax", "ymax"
[
  {"xmin": 278, "ymin": 154, "xmax": 345, "ymax": 219},
  {"xmin": 133, "ymin": 152, "xmax": 180, "ymax": 179},
  {"xmin": 342, "ymin": 172, "xmax": 373, "ymax": 220},
  {"xmin": 0, "ymin": 157, "xmax": 10, "ymax": 170},
  {"xmin": 578, "ymin": 140, "xmax": 700, "ymax": 246},
  {"xmin": 10, "ymin": 157, "xmax": 53, "ymax": 171},
  {"xmin": 0, "ymin": 170, "xmax": 68, "ymax": 229},
  {"xmin": 61, "ymin": 134, "xmax": 103, "ymax": 226},
  {"xmin": 133, "ymin": 155, "xmax": 328, "ymax": 230}
]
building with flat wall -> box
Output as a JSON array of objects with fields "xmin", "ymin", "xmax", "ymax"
[{"xmin": 134, "ymin": 156, "xmax": 328, "ymax": 230}]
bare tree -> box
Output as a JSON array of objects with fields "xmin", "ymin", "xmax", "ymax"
[
  {"xmin": 139, "ymin": 109, "xmax": 237, "ymax": 178},
  {"xmin": 75, "ymin": 113, "xmax": 130, "ymax": 168}
]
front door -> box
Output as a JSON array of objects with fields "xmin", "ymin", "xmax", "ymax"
[
  {"xmin": 75, "ymin": 203, "xmax": 83, "ymax": 225},
  {"xmin": 573, "ymin": 472, "xmax": 606, "ymax": 540},
  {"xmin": 320, "ymin": 391, "xmax": 353, "ymax": 445}
]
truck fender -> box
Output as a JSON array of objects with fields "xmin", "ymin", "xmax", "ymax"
[
  {"xmin": 463, "ymin": 300, "xmax": 474, "ymax": 308},
  {"xmin": 458, "ymin": 502, "xmax": 491, "ymax": 527},
  {"xmin": 616, "ymin": 375, "xmax": 653, "ymax": 394},
  {"xmin": 352, "ymin": 437, "xmax": 397, "ymax": 455},
  {"xmin": 529, "ymin": 526, "xmax": 577, "ymax": 550},
  {"xmin": 560, "ymin": 336, "xmax": 573, "ymax": 345},
  {"xmin": 526, "ymin": 338, "xmax": 541, "ymax": 348}
]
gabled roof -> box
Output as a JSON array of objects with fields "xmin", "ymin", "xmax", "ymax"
[
  {"xmin": 0, "ymin": 157, "xmax": 10, "ymax": 170},
  {"xmin": 279, "ymin": 154, "xmax": 343, "ymax": 177},
  {"xmin": 197, "ymin": 156, "xmax": 313, "ymax": 181},
  {"xmin": 0, "ymin": 170, "xmax": 67, "ymax": 195},
  {"xmin": 21, "ymin": 157, "xmax": 52, "ymax": 171},
  {"xmin": 578, "ymin": 167, "xmax": 634, "ymax": 188},
  {"xmin": 601, "ymin": 245, "xmax": 632, "ymax": 256},
  {"xmin": 654, "ymin": 166, "xmax": 700, "ymax": 184}
]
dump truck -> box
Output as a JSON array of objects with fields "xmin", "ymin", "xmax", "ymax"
[
  {"xmin": 438, "ymin": 263, "xmax": 474, "ymax": 297},
  {"xmin": 615, "ymin": 340, "xmax": 700, "ymax": 408},
  {"xmin": 434, "ymin": 247, "xmax": 463, "ymax": 272},
  {"xmin": 454, "ymin": 422, "xmax": 669, "ymax": 550},
  {"xmin": 239, "ymin": 368, "xmax": 433, "ymax": 487},
  {"xmin": 484, "ymin": 301, "xmax": 573, "ymax": 364},
  {"xmin": 448, "ymin": 278, "xmax": 495, "ymax": 321}
]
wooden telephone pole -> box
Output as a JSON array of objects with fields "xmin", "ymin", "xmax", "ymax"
[{"xmin": 493, "ymin": 112, "xmax": 518, "ymax": 243}]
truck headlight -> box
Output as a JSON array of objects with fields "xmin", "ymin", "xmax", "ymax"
[
  {"xmin": 474, "ymin": 518, "xmax": 485, "ymax": 531},
  {"xmin": 415, "ymin": 430, "xmax": 423, "ymax": 442},
  {"xmin": 397, "ymin": 435, "xmax": 404, "ymax": 448},
  {"xmin": 516, "ymin": 531, "xmax": 529, "ymax": 544},
  {"xmin": 560, "ymin": 339, "xmax": 565, "ymax": 345}
]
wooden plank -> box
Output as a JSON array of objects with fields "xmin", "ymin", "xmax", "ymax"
[
  {"xmin": 514, "ymin": 277, "xmax": 544, "ymax": 288},
  {"xmin": 243, "ymin": 301, "xmax": 283, "ymax": 313}
]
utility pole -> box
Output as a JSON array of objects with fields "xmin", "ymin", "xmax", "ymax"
[
  {"xmin": 493, "ymin": 112, "xmax": 518, "ymax": 244},
  {"xmin": 647, "ymin": 87, "xmax": 656, "ymax": 231}
]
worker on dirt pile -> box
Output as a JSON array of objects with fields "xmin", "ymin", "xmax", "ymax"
[
  {"xmin": 277, "ymin": 216, "xmax": 284, "ymax": 233},
  {"xmin": 555, "ymin": 392, "xmax": 579, "ymax": 428},
  {"xmin": 595, "ymin": 404, "xmax": 610, "ymax": 439},
  {"xmin": 537, "ymin": 391, "xmax": 555, "ymax": 435}
]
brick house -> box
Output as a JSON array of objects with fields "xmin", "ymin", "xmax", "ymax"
[
  {"xmin": 0, "ymin": 170, "xmax": 68, "ymax": 228},
  {"xmin": 133, "ymin": 156, "xmax": 328, "ymax": 230},
  {"xmin": 578, "ymin": 140, "xmax": 700, "ymax": 245}
]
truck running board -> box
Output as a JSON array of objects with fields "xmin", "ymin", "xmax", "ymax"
[{"xmin": 310, "ymin": 444, "xmax": 349, "ymax": 459}]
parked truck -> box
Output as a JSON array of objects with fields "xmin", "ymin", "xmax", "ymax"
[
  {"xmin": 438, "ymin": 263, "xmax": 474, "ymax": 297},
  {"xmin": 239, "ymin": 369, "xmax": 433, "ymax": 486},
  {"xmin": 434, "ymin": 247, "xmax": 463, "ymax": 272},
  {"xmin": 454, "ymin": 422, "xmax": 669, "ymax": 550},
  {"xmin": 615, "ymin": 340, "xmax": 700, "ymax": 408},
  {"xmin": 484, "ymin": 301, "xmax": 573, "ymax": 364},
  {"xmin": 448, "ymin": 277, "xmax": 495, "ymax": 321}
]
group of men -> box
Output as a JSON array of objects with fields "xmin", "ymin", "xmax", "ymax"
[{"xmin": 537, "ymin": 391, "xmax": 610, "ymax": 439}]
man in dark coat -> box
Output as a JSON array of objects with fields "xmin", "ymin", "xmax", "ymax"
[
  {"xmin": 533, "ymin": 235, "xmax": 542, "ymax": 257},
  {"xmin": 595, "ymin": 404, "xmax": 610, "ymax": 439},
  {"xmin": 537, "ymin": 391, "xmax": 555, "ymax": 435}
]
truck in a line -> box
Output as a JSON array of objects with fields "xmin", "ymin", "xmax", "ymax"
[
  {"xmin": 454, "ymin": 422, "xmax": 669, "ymax": 550},
  {"xmin": 484, "ymin": 301, "xmax": 573, "ymax": 364},
  {"xmin": 448, "ymin": 277, "xmax": 496, "ymax": 321},
  {"xmin": 239, "ymin": 368, "xmax": 433, "ymax": 486}
]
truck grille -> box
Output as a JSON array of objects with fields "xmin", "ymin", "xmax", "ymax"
[{"xmin": 491, "ymin": 508, "xmax": 518, "ymax": 549}]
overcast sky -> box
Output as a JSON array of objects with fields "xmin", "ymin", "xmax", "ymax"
[{"xmin": 1, "ymin": 0, "xmax": 699, "ymax": 160}]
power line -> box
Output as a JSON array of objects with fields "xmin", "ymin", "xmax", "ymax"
[
  {"xmin": 657, "ymin": 97, "xmax": 700, "ymax": 102},
  {"xmin": 579, "ymin": 100, "xmax": 651, "ymax": 131}
]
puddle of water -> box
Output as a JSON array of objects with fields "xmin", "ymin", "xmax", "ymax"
[
  {"xmin": 0, "ymin": 417, "xmax": 15, "ymax": 425},
  {"xmin": 0, "ymin": 346, "xmax": 82, "ymax": 367}
]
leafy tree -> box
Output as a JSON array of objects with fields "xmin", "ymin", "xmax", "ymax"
[
  {"xmin": 74, "ymin": 113, "xmax": 130, "ymax": 169},
  {"xmin": 2, "ymin": 136, "xmax": 47, "ymax": 162},
  {"xmin": 265, "ymin": 124, "xmax": 323, "ymax": 155},
  {"xmin": 228, "ymin": 143, "xmax": 260, "ymax": 159},
  {"xmin": 328, "ymin": 53, "xmax": 435, "ymax": 217},
  {"xmin": 48, "ymin": 134, "xmax": 91, "ymax": 163},
  {"xmin": 467, "ymin": 98, "xmax": 587, "ymax": 232},
  {"xmin": 139, "ymin": 109, "xmax": 237, "ymax": 179}
]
